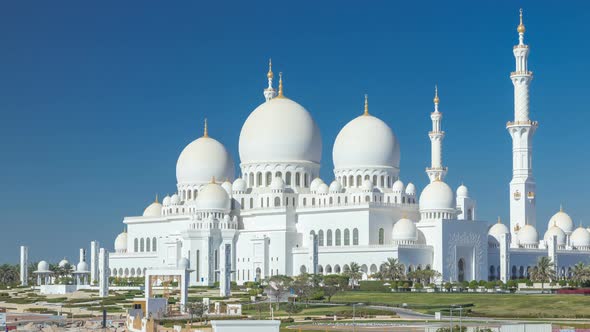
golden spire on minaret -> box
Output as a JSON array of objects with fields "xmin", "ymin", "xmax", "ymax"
[
  {"xmin": 363, "ymin": 94, "xmax": 369, "ymax": 116},
  {"xmin": 277, "ymin": 72, "xmax": 285, "ymax": 98},
  {"xmin": 433, "ymin": 85, "xmax": 440, "ymax": 104},
  {"xmin": 203, "ymin": 118, "xmax": 209, "ymax": 137},
  {"xmin": 517, "ymin": 8, "xmax": 526, "ymax": 34},
  {"xmin": 267, "ymin": 59, "xmax": 273, "ymax": 79}
]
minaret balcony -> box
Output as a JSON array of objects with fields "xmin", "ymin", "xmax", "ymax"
[
  {"xmin": 506, "ymin": 120, "xmax": 538, "ymax": 127},
  {"xmin": 510, "ymin": 70, "xmax": 533, "ymax": 77},
  {"xmin": 513, "ymin": 44, "xmax": 529, "ymax": 49}
]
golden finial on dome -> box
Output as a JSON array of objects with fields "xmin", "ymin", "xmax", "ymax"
[
  {"xmin": 433, "ymin": 85, "xmax": 439, "ymax": 104},
  {"xmin": 363, "ymin": 94, "xmax": 369, "ymax": 116},
  {"xmin": 210, "ymin": 176, "xmax": 216, "ymax": 184},
  {"xmin": 203, "ymin": 118, "xmax": 209, "ymax": 137},
  {"xmin": 277, "ymin": 72, "xmax": 285, "ymax": 98},
  {"xmin": 155, "ymin": 193, "xmax": 159, "ymax": 203},
  {"xmin": 497, "ymin": 216, "xmax": 501, "ymax": 224},
  {"xmin": 517, "ymin": 8, "xmax": 526, "ymax": 34},
  {"xmin": 560, "ymin": 204, "xmax": 563, "ymax": 212},
  {"xmin": 267, "ymin": 58, "xmax": 273, "ymax": 79}
]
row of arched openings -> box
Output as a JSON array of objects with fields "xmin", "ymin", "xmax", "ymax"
[
  {"xmin": 134, "ymin": 237, "xmax": 157, "ymax": 253},
  {"xmin": 311, "ymin": 228, "xmax": 359, "ymax": 246}
]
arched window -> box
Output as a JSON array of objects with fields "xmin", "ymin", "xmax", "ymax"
[
  {"xmin": 458, "ymin": 259, "xmax": 465, "ymax": 282},
  {"xmin": 380, "ymin": 176, "xmax": 385, "ymax": 187},
  {"xmin": 344, "ymin": 229, "xmax": 350, "ymax": 245},
  {"xmin": 329, "ymin": 197, "xmax": 333, "ymax": 205},
  {"xmin": 335, "ymin": 265, "xmax": 341, "ymax": 274},
  {"xmin": 266, "ymin": 172, "xmax": 272, "ymax": 186},
  {"xmin": 134, "ymin": 238, "xmax": 138, "ymax": 252},
  {"xmin": 318, "ymin": 230, "xmax": 324, "ymax": 246},
  {"xmin": 249, "ymin": 173, "xmax": 254, "ymax": 186},
  {"xmin": 276, "ymin": 171, "xmax": 282, "ymax": 179},
  {"xmin": 378, "ymin": 228, "xmax": 384, "ymax": 245},
  {"xmin": 356, "ymin": 175, "xmax": 362, "ymax": 187},
  {"xmin": 353, "ymin": 228, "xmax": 359, "ymax": 245},
  {"xmin": 250, "ymin": 198, "xmax": 254, "ymax": 208},
  {"xmin": 286, "ymin": 172, "xmax": 292, "ymax": 185},
  {"xmin": 349, "ymin": 175, "xmax": 354, "ymax": 187},
  {"xmin": 326, "ymin": 230, "xmax": 333, "ymax": 246},
  {"xmin": 304, "ymin": 173, "xmax": 309, "ymax": 187},
  {"xmin": 300, "ymin": 265, "xmax": 307, "ymax": 275},
  {"xmin": 312, "ymin": 198, "xmax": 316, "ymax": 205},
  {"xmin": 372, "ymin": 175, "xmax": 377, "ymax": 185},
  {"xmin": 335, "ymin": 229, "xmax": 341, "ymax": 246},
  {"xmin": 365, "ymin": 195, "xmax": 370, "ymax": 202},
  {"xmin": 296, "ymin": 173, "xmax": 301, "ymax": 186},
  {"xmin": 274, "ymin": 197, "xmax": 280, "ymax": 207},
  {"xmin": 467, "ymin": 209, "xmax": 473, "ymax": 221},
  {"xmin": 140, "ymin": 238, "xmax": 145, "ymax": 252},
  {"xmin": 343, "ymin": 177, "xmax": 347, "ymax": 186},
  {"xmin": 152, "ymin": 237, "xmax": 157, "ymax": 251},
  {"xmin": 146, "ymin": 238, "xmax": 151, "ymax": 251},
  {"xmin": 257, "ymin": 172, "xmax": 262, "ymax": 187},
  {"xmin": 241, "ymin": 198, "xmax": 244, "ymax": 208},
  {"xmin": 303, "ymin": 198, "xmax": 307, "ymax": 206}
]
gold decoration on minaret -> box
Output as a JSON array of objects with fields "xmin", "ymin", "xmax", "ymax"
[
  {"xmin": 277, "ymin": 72, "xmax": 285, "ymax": 98},
  {"xmin": 514, "ymin": 223, "xmax": 521, "ymax": 232},
  {"xmin": 203, "ymin": 118, "xmax": 209, "ymax": 137},
  {"xmin": 363, "ymin": 94, "xmax": 369, "ymax": 116},
  {"xmin": 433, "ymin": 85, "xmax": 439, "ymax": 104},
  {"xmin": 517, "ymin": 8, "xmax": 526, "ymax": 34},
  {"xmin": 267, "ymin": 59, "xmax": 273, "ymax": 79}
]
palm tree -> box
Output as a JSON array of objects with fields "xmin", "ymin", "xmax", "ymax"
[
  {"xmin": 382, "ymin": 258, "xmax": 405, "ymax": 281},
  {"xmin": 345, "ymin": 262, "xmax": 362, "ymax": 289},
  {"xmin": 572, "ymin": 262, "xmax": 590, "ymax": 284},
  {"xmin": 530, "ymin": 257, "xmax": 555, "ymax": 293}
]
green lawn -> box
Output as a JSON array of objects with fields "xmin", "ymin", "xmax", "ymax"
[
  {"xmin": 330, "ymin": 291, "xmax": 590, "ymax": 318},
  {"xmin": 243, "ymin": 304, "xmax": 397, "ymax": 319}
]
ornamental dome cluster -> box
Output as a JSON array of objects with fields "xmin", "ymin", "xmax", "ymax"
[{"xmin": 547, "ymin": 208, "xmax": 574, "ymax": 234}]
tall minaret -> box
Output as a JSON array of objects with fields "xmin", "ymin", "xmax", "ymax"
[
  {"xmin": 263, "ymin": 59, "xmax": 276, "ymax": 101},
  {"xmin": 426, "ymin": 85, "xmax": 447, "ymax": 182},
  {"xmin": 507, "ymin": 9, "xmax": 538, "ymax": 238}
]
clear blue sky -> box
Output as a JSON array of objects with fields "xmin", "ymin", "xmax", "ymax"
[{"xmin": 1, "ymin": 1, "xmax": 588, "ymax": 264}]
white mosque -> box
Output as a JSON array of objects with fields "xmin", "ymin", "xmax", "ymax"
[{"xmin": 37, "ymin": 10, "xmax": 590, "ymax": 287}]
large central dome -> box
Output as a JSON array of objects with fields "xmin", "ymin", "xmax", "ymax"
[{"xmin": 239, "ymin": 97, "xmax": 322, "ymax": 164}]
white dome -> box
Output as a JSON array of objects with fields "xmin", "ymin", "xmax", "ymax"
[
  {"xmin": 143, "ymin": 201, "xmax": 162, "ymax": 217},
  {"xmin": 58, "ymin": 259, "xmax": 69, "ymax": 268},
  {"xmin": 333, "ymin": 114, "xmax": 400, "ymax": 170},
  {"xmin": 232, "ymin": 178, "xmax": 247, "ymax": 193},
  {"xmin": 518, "ymin": 225, "xmax": 539, "ymax": 246},
  {"xmin": 176, "ymin": 136, "xmax": 235, "ymax": 186},
  {"xmin": 548, "ymin": 209, "xmax": 574, "ymax": 234},
  {"xmin": 317, "ymin": 183, "xmax": 329, "ymax": 195},
  {"xmin": 457, "ymin": 184, "xmax": 469, "ymax": 197},
  {"xmin": 310, "ymin": 178, "xmax": 324, "ymax": 192},
  {"xmin": 419, "ymin": 180, "xmax": 455, "ymax": 211},
  {"xmin": 405, "ymin": 183, "xmax": 416, "ymax": 196},
  {"xmin": 361, "ymin": 179, "xmax": 373, "ymax": 192},
  {"xmin": 170, "ymin": 194, "xmax": 180, "ymax": 205},
  {"xmin": 270, "ymin": 177, "xmax": 285, "ymax": 191},
  {"xmin": 221, "ymin": 180, "xmax": 232, "ymax": 195},
  {"xmin": 239, "ymin": 97, "xmax": 322, "ymax": 164},
  {"xmin": 543, "ymin": 225, "xmax": 566, "ymax": 246},
  {"xmin": 488, "ymin": 222, "xmax": 510, "ymax": 241},
  {"xmin": 196, "ymin": 182, "xmax": 230, "ymax": 211},
  {"xmin": 571, "ymin": 227, "xmax": 590, "ymax": 248},
  {"xmin": 37, "ymin": 260, "xmax": 50, "ymax": 272},
  {"xmin": 114, "ymin": 231, "xmax": 128, "ymax": 253},
  {"xmin": 162, "ymin": 195, "xmax": 171, "ymax": 206},
  {"xmin": 392, "ymin": 218, "xmax": 417, "ymax": 242},
  {"xmin": 76, "ymin": 261, "xmax": 89, "ymax": 272},
  {"xmin": 392, "ymin": 180, "xmax": 404, "ymax": 192},
  {"xmin": 329, "ymin": 180, "xmax": 342, "ymax": 193},
  {"xmin": 178, "ymin": 257, "xmax": 190, "ymax": 269}
]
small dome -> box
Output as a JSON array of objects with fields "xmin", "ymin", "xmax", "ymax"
[
  {"xmin": 457, "ymin": 184, "xmax": 469, "ymax": 197},
  {"xmin": 543, "ymin": 225, "xmax": 566, "ymax": 246},
  {"xmin": 419, "ymin": 180, "xmax": 455, "ymax": 211},
  {"xmin": 77, "ymin": 261, "xmax": 89, "ymax": 272},
  {"xmin": 170, "ymin": 194, "xmax": 180, "ymax": 205},
  {"xmin": 58, "ymin": 259, "xmax": 69, "ymax": 268},
  {"xmin": 143, "ymin": 200, "xmax": 162, "ymax": 217},
  {"xmin": 114, "ymin": 231, "xmax": 128, "ymax": 253},
  {"xmin": 176, "ymin": 135, "xmax": 235, "ymax": 187},
  {"xmin": 405, "ymin": 183, "xmax": 416, "ymax": 196},
  {"xmin": 310, "ymin": 178, "xmax": 324, "ymax": 192},
  {"xmin": 317, "ymin": 183, "xmax": 329, "ymax": 195},
  {"xmin": 270, "ymin": 177, "xmax": 285, "ymax": 191},
  {"xmin": 178, "ymin": 257, "xmax": 190, "ymax": 269},
  {"xmin": 571, "ymin": 227, "xmax": 590, "ymax": 248},
  {"xmin": 239, "ymin": 97, "xmax": 322, "ymax": 164},
  {"xmin": 518, "ymin": 224, "xmax": 539, "ymax": 246},
  {"xmin": 361, "ymin": 179, "xmax": 373, "ymax": 192},
  {"xmin": 333, "ymin": 114, "xmax": 400, "ymax": 170},
  {"xmin": 548, "ymin": 209, "xmax": 574, "ymax": 234},
  {"xmin": 162, "ymin": 195, "xmax": 171, "ymax": 206},
  {"xmin": 392, "ymin": 218, "xmax": 417, "ymax": 242},
  {"xmin": 329, "ymin": 180, "xmax": 342, "ymax": 193},
  {"xmin": 37, "ymin": 261, "xmax": 50, "ymax": 272},
  {"xmin": 196, "ymin": 182, "xmax": 230, "ymax": 211},
  {"xmin": 489, "ymin": 222, "xmax": 509, "ymax": 239},
  {"xmin": 232, "ymin": 178, "xmax": 247, "ymax": 193},
  {"xmin": 221, "ymin": 180, "xmax": 232, "ymax": 195},
  {"xmin": 392, "ymin": 180, "xmax": 404, "ymax": 192}
]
